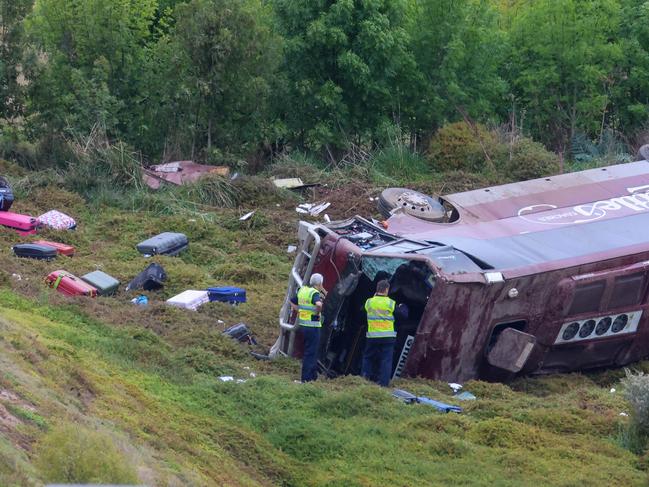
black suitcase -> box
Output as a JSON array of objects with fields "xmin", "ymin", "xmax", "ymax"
[
  {"xmin": 0, "ymin": 177, "xmax": 14, "ymax": 212},
  {"xmin": 125, "ymin": 263, "xmax": 167, "ymax": 291},
  {"xmin": 136, "ymin": 232, "xmax": 188, "ymax": 256},
  {"xmin": 13, "ymin": 243, "xmax": 57, "ymax": 260}
]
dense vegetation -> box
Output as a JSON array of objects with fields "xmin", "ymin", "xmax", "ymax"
[{"xmin": 0, "ymin": 0, "xmax": 648, "ymax": 172}]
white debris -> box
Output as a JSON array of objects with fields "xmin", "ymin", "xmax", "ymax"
[
  {"xmin": 610, "ymin": 388, "xmax": 616, "ymax": 393},
  {"xmin": 243, "ymin": 366, "xmax": 250, "ymax": 370},
  {"xmin": 217, "ymin": 319, "xmax": 225, "ymax": 325},
  {"xmin": 287, "ymin": 245, "xmax": 297, "ymax": 253},
  {"xmin": 310, "ymin": 202, "xmax": 331, "ymax": 216},
  {"xmin": 620, "ymin": 412, "xmax": 629, "ymax": 417},
  {"xmin": 448, "ymin": 383, "xmax": 463, "ymax": 393},
  {"xmin": 11, "ymin": 273, "xmax": 21, "ymax": 281},
  {"xmin": 239, "ymin": 210, "xmax": 255, "ymax": 221},
  {"xmin": 323, "ymin": 214, "xmax": 331, "ymax": 223},
  {"xmin": 219, "ymin": 376, "xmax": 234, "ymax": 382},
  {"xmin": 295, "ymin": 207, "xmax": 309, "ymax": 214},
  {"xmin": 249, "ymin": 372, "xmax": 257, "ymax": 378},
  {"xmin": 236, "ymin": 379, "xmax": 247, "ymax": 384}
]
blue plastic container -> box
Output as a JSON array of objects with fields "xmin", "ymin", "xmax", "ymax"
[{"xmin": 207, "ymin": 286, "xmax": 247, "ymax": 304}]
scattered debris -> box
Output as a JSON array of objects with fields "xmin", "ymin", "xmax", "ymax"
[
  {"xmin": 11, "ymin": 273, "xmax": 21, "ymax": 281},
  {"xmin": 272, "ymin": 177, "xmax": 320, "ymax": 190},
  {"xmin": 323, "ymin": 214, "xmax": 331, "ymax": 223},
  {"xmin": 620, "ymin": 412, "xmax": 629, "ymax": 417},
  {"xmin": 239, "ymin": 210, "xmax": 255, "ymax": 221},
  {"xmin": 230, "ymin": 172, "xmax": 239, "ymax": 181},
  {"xmin": 392, "ymin": 389, "xmax": 462, "ymax": 414},
  {"xmin": 448, "ymin": 383, "xmax": 463, "ymax": 393},
  {"xmin": 309, "ymin": 202, "xmax": 330, "ymax": 216},
  {"xmin": 223, "ymin": 323, "xmax": 256, "ymax": 345},
  {"xmin": 610, "ymin": 388, "xmax": 616, "ymax": 393},
  {"xmin": 455, "ymin": 391, "xmax": 476, "ymax": 401},
  {"xmin": 142, "ymin": 161, "xmax": 230, "ymax": 190},
  {"xmin": 131, "ymin": 295, "xmax": 148, "ymax": 306},
  {"xmin": 218, "ymin": 376, "xmax": 246, "ymax": 383},
  {"xmin": 287, "ymin": 245, "xmax": 297, "ymax": 253},
  {"xmin": 296, "ymin": 201, "xmax": 331, "ymax": 217}
]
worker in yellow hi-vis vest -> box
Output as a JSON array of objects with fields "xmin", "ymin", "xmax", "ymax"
[
  {"xmin": 290, "ymin": 273, "xmax": 325, "ymax": 382},
  {"xmin": 362, "ymin": 279, "xmax": 397, "ymax": 387}
]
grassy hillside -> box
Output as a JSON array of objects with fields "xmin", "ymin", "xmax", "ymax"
[{"xmin": 0, "ymin": 171, "xmax": 646, "ymax": 486}]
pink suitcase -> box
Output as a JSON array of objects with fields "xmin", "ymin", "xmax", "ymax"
[
  {"xmin": 45, "ymin": 270, "xmax": 97, "ymax": 297},
  {"xmin": 0, "ymin": 211, "xmax": 38, "ymax": 235}
]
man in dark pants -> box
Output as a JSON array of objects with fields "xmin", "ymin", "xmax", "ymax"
[
  {"xmin": 361, "ymin": 279, "xmax": 397, "ymax": 387},
  {"xmin": 290, "ymin": 273, "xmax": 325, "ymax": 382}
]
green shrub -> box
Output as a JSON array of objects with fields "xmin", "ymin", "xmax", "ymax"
[
  {"xmin": 496, "ymin": 137, "xmax": 561, "ymax": 181},
  {"xmin": 427, "ymin": 122, "xmax": 498, "ymax": 172},
  {"xmin": 621, "ymin": 369, "xmax": 649, "ymax": 453},
  {"xmin": 34, "ymin": 424, "xmax": 138, "ymax": 484}
]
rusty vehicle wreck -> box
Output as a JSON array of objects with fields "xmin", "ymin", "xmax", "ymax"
[{"xmin": 274, "ymin": 160, "xmax": 649, "ymax": 383}]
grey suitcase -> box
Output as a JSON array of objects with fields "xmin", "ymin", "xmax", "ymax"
[
  {"xmin": 136, "ymin": 232, "xmax": 188, "ymax": 256},
  {"xmin": 81, "ymin": 270, "xmax": 120, "ymax": 295}
]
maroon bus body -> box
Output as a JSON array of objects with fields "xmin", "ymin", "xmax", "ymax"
[{"xmin": 279, "ymin": 161, "xmax": 649, "ymax": 382}]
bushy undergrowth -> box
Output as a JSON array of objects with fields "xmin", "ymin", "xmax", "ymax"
[
  {"xmin": 622, "ymin": 369, "xmax": 649, "ymax": 453},
  {"xmin": 34, "ymin": 424, "xmax": 138, "ymax": 484}
]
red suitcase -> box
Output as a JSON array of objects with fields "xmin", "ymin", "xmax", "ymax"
[
  {"xmin": 45, "ymin": 270, "xmax": 97, "ymax": 297},
  {"xmin": 0, "ymin": 211, "xmax": 38, "ymax": 235},
  {"xmin": 33, "ymin": 240, "xmax": 75, "ymax": 256}
]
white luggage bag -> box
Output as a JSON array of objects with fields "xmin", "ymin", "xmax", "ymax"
[{"xmin": 166, "ymin": 290, "xmax": 209, "ymax": 311}]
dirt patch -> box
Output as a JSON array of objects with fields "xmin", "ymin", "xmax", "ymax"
[{"xmin": 309, "ymin": 181, "xmax": 380, "ymax": 220}]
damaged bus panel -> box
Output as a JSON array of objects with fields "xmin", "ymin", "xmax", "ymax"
[{"xmin": 275, "ymin": 160, "xmax": 649, "ymax": 382}]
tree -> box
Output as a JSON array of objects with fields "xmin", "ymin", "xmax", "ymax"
[
  {"xmin": 270, "ymin": 0, "xmax": 418, "ymax": 158},
  {"xmin": 164, "ymin": 0, "xmax": 281, "ymax": 160},
  {"xmin": 0, "ymin": 0, "xmax": 33, "ymax": 121},
  {"xmin": 507, "ymin": 0, "xmax": 623, "ymax": 152},
  {"xmin": 25, "ymin": 0, "xmax": 157, "ymax": 137},
  {"xmin": 611, "ymin": 0, "xmax": 649, "ymax": 137},
  {"xmin": 408, "ymin": 0, "xmax": 507, "ymax": 144}
]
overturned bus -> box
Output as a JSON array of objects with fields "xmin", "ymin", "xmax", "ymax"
[{"xmin": 274, "ymin": 160, "xmax": 649, "ymax": 382}]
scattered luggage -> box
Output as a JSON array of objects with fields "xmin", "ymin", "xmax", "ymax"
[
  {"xmin": 0, "ymin": 211, "xmax": 38, "ymax": 235},
  {"xmin": 37, "ymin": 210, "xmax": 76, "ymax": 230},
  {"xmin": 223, "ymin": 323, "xmax": 256, "ymax": 345},
  {"xmin": 32, "ymin": 240, "xmax": 75, "ymax": 256},
  {"xmin": 81, "ymin": 270, "xmax": 120, "ymax": 296},
  {"xmin": 45, "ymin": 270, "xmax": 97, "ymax": 297},
  {"xmin": 166, "ymin": 290, "xmax": 209, "ymax": 311},
  {"xmin": 13, "ymin": 243, "xmax": 57, "ymax": 260},
  {"xmin": 392, "ymin": 389, "xmax": 462, "ymax": 414},
  {"xmin": 0, "ymin": 177, "xmax": 14, "ymax": 212},
  {"xmin": 207, "ymin": 286, "xmax": 247, "ymax": 304},
  {"xmin": 125, "ymin": 263, "xmax": 167, "ymax": 291},
  {"xmin": 136, "ymin": 232, "xmax": 188, "ymax": 256}
]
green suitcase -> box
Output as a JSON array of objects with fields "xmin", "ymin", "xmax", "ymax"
[{"xmin": 81, "ymin": 270, "xmax": 120, "ymax": 296}]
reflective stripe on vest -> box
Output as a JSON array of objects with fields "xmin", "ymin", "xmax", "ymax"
[
  {"xmin": 297, "ymin": 286, "xmax": 321, "ymax": 327},
  {"xmin": 365, "ymin": 295, "xmax": 396, "ymax": 338}
]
